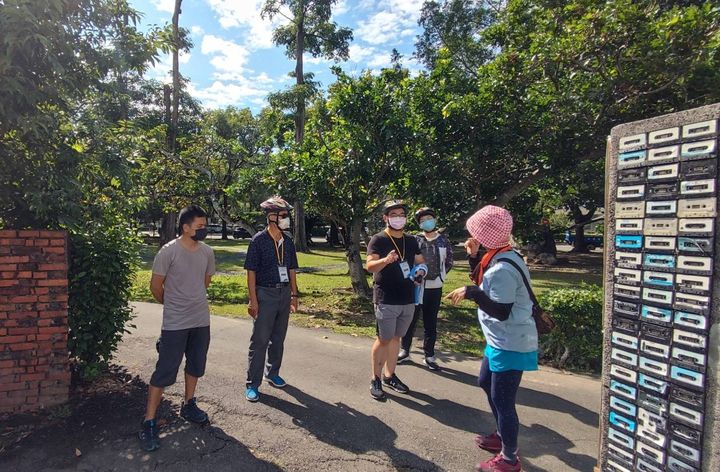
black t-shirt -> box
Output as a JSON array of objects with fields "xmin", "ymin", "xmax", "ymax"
[{"xmin": 367, "ymin": 231, "xmax": 421, "ymax": 305}]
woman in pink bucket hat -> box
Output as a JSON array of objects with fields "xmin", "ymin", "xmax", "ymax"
[{"xmin": 446, "ymin": 205, "xmax": 538, "ymax": 472}]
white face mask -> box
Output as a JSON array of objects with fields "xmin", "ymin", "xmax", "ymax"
[
  {"xmin": 388, "ymin": 216, "xmax": 406, "ymax": 230},
  {"xmin": 278, "ymin": 217, "xmax": 291, "ymax": 230}
]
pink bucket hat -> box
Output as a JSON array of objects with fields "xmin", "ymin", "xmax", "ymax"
[{"xmin": 466, "ymin": 205, "xmax": 513, "ymax": 249}]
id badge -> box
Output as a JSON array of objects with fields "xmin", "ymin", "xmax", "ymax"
[
  {"xmin": 278, "ymin": 266, "xmax": 289, "ymax": 283},
  {"xmin": 399, "ymin": 261, "xmax": 411, "ymax": 279}
]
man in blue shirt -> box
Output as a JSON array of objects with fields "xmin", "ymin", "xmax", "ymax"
[{"xmin": 244, "ymin": 197, "xmax": 299, "ymax": 402}]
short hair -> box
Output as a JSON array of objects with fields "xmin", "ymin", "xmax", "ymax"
[{"xmin": 177, "ymin": 205, "xmax": 208, "ymax": 235}]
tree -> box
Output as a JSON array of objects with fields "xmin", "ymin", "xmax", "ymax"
[
  {"xmin": 0, "ymin": 0, "xmax": 165, "ymax": 373},
  {"xmin": 296, "ymin": 66, "xmax": 418, "ymax": 297},
  {"xmin": 262, "ymin": 0, "xmax": 352, "ymax": 252},
  {"xmin": 409, "ymin": 0, "xmax": 720, "ymax": 222},
  {"xmin": 158, "ymin": 0, "xmax": 188, "ymax": 246},
  {"xmin": 181, "ymin": 107, "xmax": 271, "ymax": 238},
  {"xmin": 415, "ymin": 0, "xmax": 496, "ymax": 74}
]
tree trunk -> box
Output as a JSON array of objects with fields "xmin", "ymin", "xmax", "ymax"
[
  {"xmin": 159, "ymin": 212, "xmax": 177, "ymax": 246},
  {"xmin": 292, "ymin": 7, "xmax": 309, "ymax": 252},
  {"xmin": 570, "ymin": 205, "xmax": 596, "ymax": 253},
  {"xmin": 159, "ymin": 0, "xmax": 183, "ymax": 248},
  {"xmin": 221, "ymin": 193, "xmax": 229, "ymax": 240},
  {"xmin": 329, "ymin": 222, "xmax": 340, "ymax": 246},
  {"xmin": 492, "ymin": 168, "xmax": 547, "ymax": 207},
  {"xmin": 346, "ymin": 219, "xmax": 371, "ymax": 298},
  {"xmin": 169, "ymin": 0, "xmax": 182, "ymax": 153}
]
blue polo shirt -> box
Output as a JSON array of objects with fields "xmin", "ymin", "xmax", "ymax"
[{"xmin": 244, "ymin": 229, "xmax": 299, "ymax": 287}]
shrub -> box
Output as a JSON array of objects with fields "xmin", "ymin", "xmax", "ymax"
[
  {"xmin": 68, "ymin": 225, "xmax": 140, "ymax": 377},
  {"xmin": 538, "ymin": 283, "xmax": 604, "ymax": 372}
]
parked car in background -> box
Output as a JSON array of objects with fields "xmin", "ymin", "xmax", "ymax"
[
  {"xmin": 564, "ymin": 231, "xmax": 603, "ymax": 251},
  {"xmin": 207, "ymin": 224, "xmax": 223, "ymax": 234},
  {"xmin": 233, "ymin": 226, "xmax": 252, "ymax": 239}
]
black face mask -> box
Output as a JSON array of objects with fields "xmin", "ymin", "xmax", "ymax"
[{"xmin": 191, "ymin": 228, "xmax": 208, "ymax": 241}]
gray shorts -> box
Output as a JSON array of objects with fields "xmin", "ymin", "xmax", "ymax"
[
  {"xmin": 375, "ymin": 304, "xmax": 415, "ymax": 341},
  {"xmin": 150, "ymin": 326, "xmax": 210, "ymax": 388}
]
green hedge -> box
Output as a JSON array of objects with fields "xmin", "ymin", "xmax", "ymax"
[
  {"xmin": 68, "ymin": 226, "xmax": 139, "ymax": 378},
  {"xmin": 538, "ymin": 283, "xmax": 604, "ymax": 372}
]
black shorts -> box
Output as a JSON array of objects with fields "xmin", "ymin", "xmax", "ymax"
[{"xmin": 149, "ymin": 326, "xmax": 210, "ymax": 388}]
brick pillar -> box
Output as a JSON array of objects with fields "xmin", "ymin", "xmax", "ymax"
[{"xmin": 0, "ymin": 230, "xmax": 71, "ymax": 414}]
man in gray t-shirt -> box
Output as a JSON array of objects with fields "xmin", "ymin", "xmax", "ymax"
[{"xmin": 139, "ymin": 205, "xmax": 216, "ymax": 452}]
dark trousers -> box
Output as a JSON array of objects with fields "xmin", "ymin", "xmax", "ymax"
[
  {"xmin": 401, "ymin": 287, "xmax": 442, "ymax": 358},
  {"xmin": 478, "ymin": 356, "xmax": 524, "ymax": 459},
  {"xmin": 246, "ymin": 286, "xmax": 291, "ymax": 388}
]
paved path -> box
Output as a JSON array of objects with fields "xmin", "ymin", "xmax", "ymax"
[
  {"xmin": 108, "ymin": 302, "xmax": 602, "ymax": 471},
  {"xmin": 0, "ymin": 302, "xmax": 602, "ymax": 471}
]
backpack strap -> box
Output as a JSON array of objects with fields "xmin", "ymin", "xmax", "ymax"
[{"xmin": 496, "ymin": 256, "xmax": 539, "ymax": 306}]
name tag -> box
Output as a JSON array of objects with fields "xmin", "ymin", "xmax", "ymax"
[
  {"xmin": 278, "ymin": 266, "xmax": 289, "ymax": 283},
  {"xmin": 399, "ymin": 261, "xmax": 411, "ymax": 279}
]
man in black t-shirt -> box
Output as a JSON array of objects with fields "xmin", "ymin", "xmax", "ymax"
[{"xmin": 366, "ymin": 200, "xmax": 426, "ymax": 400}]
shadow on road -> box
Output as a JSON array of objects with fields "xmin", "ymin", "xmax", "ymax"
[
  {"xmin": 0, "ymin": 367, "xmax": 280, "ymax": 472},
  {"xmin": 397, "ymin": 363, "xmax": 598, "ymax": 472},
  {"xmin": 431, "ymin": 363, "xmax": 599, "ymax": 428},
  {"xmin": 262, "ymin": 385, "xmax": 440, "ymax": 471}
]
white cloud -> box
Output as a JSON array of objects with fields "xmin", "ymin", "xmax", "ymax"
[
  {"xmin": 356, "ymin": 0, "xmax": 423, "ymax": 45},
  {"xmin": 357, "ymin": 11, "xmax": 400, "ymax": 45},
  {"xmin": 150, "ymin": 0, "xmax": 175, "ymax": 14},
  {"xmin": 205, "ymin": 0, "xmax": 288, "ymax": 50},
  {"xmin": 201, "ymin": 35, "xmax": 250, "ymax": 78},
  {"xmin": 254, "ymin": 72, "xmax": 275, "ymax": 84},
  {"xmin": 188, "ymin": 81, "xmax": 269, "ymax": 109},
  {"xmin": 190, "ymin": 25, "xmax": 205, "ymax": 37},
  {"xmin": 348, "ymin": 44, "xmax": 375, "ymax": 63},
  {"xmin": 305, "ymin": 54, "xmax": 329, "ymax": 65},
  {"xmin": 333, "ymin": 0, "xmax": 349, "ymax": 17},
  {"xmin": 367, "ymin": 53, "xmax": 392, "ymax": 68}
]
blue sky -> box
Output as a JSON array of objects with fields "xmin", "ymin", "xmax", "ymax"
[{"xmin": 130, "ymin": 0, "xmax": 426, "ymax": 111}]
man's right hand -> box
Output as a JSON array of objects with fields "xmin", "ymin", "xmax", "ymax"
[
  {"xmin": 248, "ymin": 300, "xmax": 259, "ymax": 319},
  {"xmin": 385, "ymin": 250, "xmax": 399, "ymax": 265}
]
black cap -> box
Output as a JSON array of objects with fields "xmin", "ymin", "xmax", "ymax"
[
  {"xmin": 382, "ymin": 199, "xmax": 408, "ymax": 215},
  {"xmin": 414, "ymin": 207, "xmax": 436, "ymax": 223}
]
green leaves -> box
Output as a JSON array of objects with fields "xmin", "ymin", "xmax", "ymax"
[{"xmin": 538, "ymin": 283, "xmax": 604, "ymax": 371}]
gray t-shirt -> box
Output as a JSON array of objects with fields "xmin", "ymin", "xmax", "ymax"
[{"xmin": 152, "ymin": 239, "xmax": 216, "ymax": 330}]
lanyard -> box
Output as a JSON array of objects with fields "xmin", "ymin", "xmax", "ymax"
[
  {"xmin": 273, "ymin": 236, "xmax": 284, "ymax": 266},
  {"xmin": 384, "ymin": 229, "xmax": 405, "ymax": 260}
]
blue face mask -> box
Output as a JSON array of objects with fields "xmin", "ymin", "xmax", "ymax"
[{"xmin": 420, "ymin": 219, "xmax": 436, "ymax": 232}]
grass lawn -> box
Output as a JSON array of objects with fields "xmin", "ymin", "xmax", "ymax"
[{"xmin": 131, "ymin": 239, "xmax": 602, "ymax": 356}]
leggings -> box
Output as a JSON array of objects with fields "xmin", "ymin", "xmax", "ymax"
[{"xmin": 478, "ymin": 356, "xmax": 523, "ymax": 459}]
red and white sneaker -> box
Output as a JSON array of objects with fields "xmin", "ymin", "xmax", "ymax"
[
  {"xmin": 475, "ymin": 431, "xmax": 502, "ymax": 453},
  {"xmin": 476, "ymin": 453, "xmax": 522, "ymax": 472}
]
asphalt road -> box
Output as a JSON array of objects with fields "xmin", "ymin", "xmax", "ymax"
[{"xmin": 109, "ymin": 302, "xmax": 602, "ymax": 472}]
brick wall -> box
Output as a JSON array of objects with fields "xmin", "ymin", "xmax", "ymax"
[{"xmin": 0, "ymin": 230, "xmax": 70, "ymax": 414}]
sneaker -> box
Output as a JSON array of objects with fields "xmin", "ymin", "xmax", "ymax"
[
  {"xmin": 180, "ymin": 397, "xmax": 209, "ymax": 424},
  {"xmin": 265, "ymin": 375, "xmax": 287, "ymax": 388},
  {"xmin": 245, "ymin": 386, "xmax": 260, "ymax": 402},
  {"xmin": 370, "ymin": 377, "xmax": 386, "ymax": 401},
  {"xmin": 382, "ymin": 373, "xmax": 410, "ymax": 394},
  {"xmin": 475, "ymin": 431, "xmax": 502, "ymax": 453},
  {"xmin": 138, "ymin": 419, "xmax": 160, "ymax": 452},
  {"xmin": 397, "ymin": 349, "xmax": 410, "ymax": 364},
  {"xmin": 477, "ymin": 454, "xmax": 521, "ymax": 472},
  {"xmin": 424, "ymin": 356, "xmax": 441, "ymax": 371}
]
